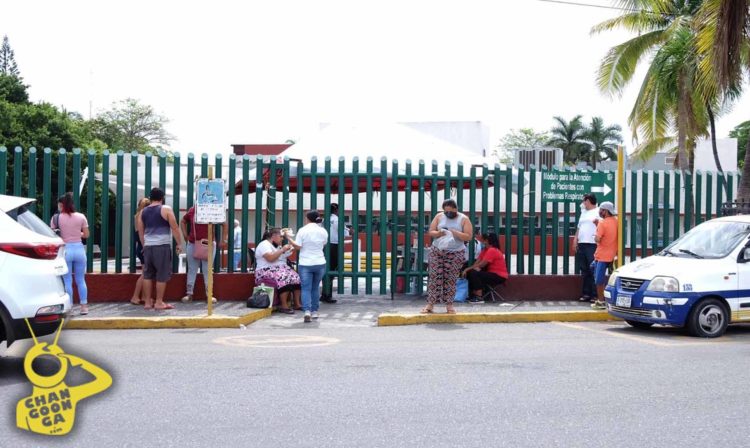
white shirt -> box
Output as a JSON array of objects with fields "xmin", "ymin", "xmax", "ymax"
[
  {"xmin": 233, "ymin": 227, "xmax": 242, "ymax": 249},
  {"xmin": 254, "ymin": 240, "xmax": 290, "ymax": 270},
  {"xmin": 328, "ymin": 214, "xmax": 350, "ymax": 244},
  {"xmin": 577, "ymin": 207, "xmax": 600, "ymax": 244},
  {"xmin": 296, "ymin": 222, "xmax": 329, "ymax": 266}
]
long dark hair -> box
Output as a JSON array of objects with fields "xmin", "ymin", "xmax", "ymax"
[
  {"xmin": 482, "ymin": 232, "xmax": 500, "ymax": 250},
  {"xmin": 59, "ymin": 193, "xmax": 75, "ymax": 215},
  {"xmin": 262, "ymin": 227, "xmax": 281, "ymax": 247}
]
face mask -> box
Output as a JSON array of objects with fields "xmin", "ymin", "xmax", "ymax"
[{"xmin": 444, "ymin": 211, "xmax": 458, "ymax": 219}]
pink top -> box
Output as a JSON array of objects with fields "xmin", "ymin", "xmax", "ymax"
[{"xmin": 51, "ymin": 212, "xmax": 89, "ymax": 243}]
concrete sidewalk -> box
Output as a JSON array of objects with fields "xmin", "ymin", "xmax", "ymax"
[{"xmin": 64, "ymin": 295, "xmax": 613, "ymax": 329}]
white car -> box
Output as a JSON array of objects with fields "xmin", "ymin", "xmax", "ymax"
[
  {"xmin": 606, "ymin": 215, "xmax": 750, "ymax": 338},
  {"xmin": 0, "ymin": 194, "xmax": 71, "ymax": 347}
]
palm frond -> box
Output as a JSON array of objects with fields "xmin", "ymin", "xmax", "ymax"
[
  {"xmin": 632, "ymin": 136, "xmax": 677, "ymax": 162},
  {"xmin": 596, "ymin": 30, "xmax": 667, "ymax": 96}
]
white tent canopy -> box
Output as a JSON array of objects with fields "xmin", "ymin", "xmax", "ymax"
[{"xmin": 280, "ymin": 122, "xmax": 499, "ymax": 175}]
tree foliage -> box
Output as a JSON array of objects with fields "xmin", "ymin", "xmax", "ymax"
[
  {"xmin": 547, "ymin": 115, "xmax": 588, "ymax": 164},
  {"xmin": 730, "ymin": 120, "xmax": 750, "ymax": 168},
  {"xmin": 90, "ymin": 98, "xmax": 174, "ymax": 153},
  {"xmin": 0, "ymin": 35, "xmax": 20, "ymax": 77}
]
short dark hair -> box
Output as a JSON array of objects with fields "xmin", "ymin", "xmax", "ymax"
[
  {"xmin": 330, "ymin": 203, "xmax": 339, "ymax": 213},
  {"xmin": 583, "ymin": 193, "xmax": 597, "ymax": 205},
  {"xmin": 442, "ymin": 199, "xmax": 458, "ymax": 210},
  {"xmin": 262, "ymin": 227, "xmax": 281, "ymax": 241},
  {"xmin": 149, "ymin": 187, "xmax": 165, "ymax": 202},
  {"xmin": 306, "ymin": 209, "xmax": 322, "ymax": 224},
  {"xmin": 482, "ymin": 232, "xmax": 501, "ymax": 250}
]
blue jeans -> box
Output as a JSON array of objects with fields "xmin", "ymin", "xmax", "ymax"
[
  {"xmin": 299, "ymin": 264, "xmax": 325, "ymax": 312},
  {"xmin": 186, "ymin": 242, "xmax": 215, "ymax": 296},
  {"xmin": 64, "ymin": 242, "xmax": 88, "ymax": 305},
  {"xmin": 233, "ymin": 250, "xmax": 241, "ymax": 270}
]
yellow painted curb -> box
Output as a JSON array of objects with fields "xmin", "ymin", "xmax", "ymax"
[
  {"xmin": 65, "ymin": 308, "xmax": 272, "ymax": 330},
  {"xmin": 378, "ymin": 310, "xmax": 618, "ymax": 327}
]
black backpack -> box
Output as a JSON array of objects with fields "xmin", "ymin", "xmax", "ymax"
[{"xmin": 247, "ymin": 289, "xmax": 270, "ymax": 308}]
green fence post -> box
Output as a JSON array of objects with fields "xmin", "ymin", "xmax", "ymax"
[
  {"xmin": 240, "ymin": 155, "xmax": 250, "ymax": 272},
  {"xmin": 129, "ymin": 151, "xmax": 139, "ymax": 273},
  {"xmin": 663, "ymin": 171, "xmax": 671, "ymax": 245},
  {"xmin": 481, "ymin": 164, "xmax": 489, "ymax": 235},
  {"xmin": 562, "ymin": 185, "xmax": 570, "ymax": 275},
  {"xmin": 468, "ymin": 163, "xmax": 477, "ymax": 262},
  {"xmin": 684, "ymin": 171, "xmax": 693, "ymax": 232},
  {"xmin": 267, "ymin": 157, "xmax": 277, "ymax": 227},
  {"xmin": 416, "ymin": 160, "xmax": 426, "ymax": 293},
  {"xmin": 351, "ymin": 157, "xmax": 361, "ymax": 295},
  {"xmin": 651, "ymin": 171, "xmax": 660, "ymax": 253},
  {"xmin": 282, "ymin": 157, "xmax": 290, "ymax": 229},
  {"xmin": 296, "ymin": 159, "xmax": 304, "ymax": 231},
  {"xmin": 391, "ymin": 159, "xmax": 399, "ymax": 298},
  {"xmin": 13, "ymin": 147, "xmax": 23, "ymax": 196},
  {"xmin": 322, "ymin": 157, "xmax": 331, "ymax": 298},
  {"xmin": 71, "ymin": 148, "xmax": 81, "ymax": 209},
  {"xmin": 365, "ymin": 157, "xmax": 374, "ymax": 294},
  {"xmin": 86, "ymin": 150, "xmax": 96, "ymax": 272},
  {"xmin": 186, "ymin": 153, "xmax": 194, "ymax": 210},
  {"xmin": 380, "ymin": 157, "xmax": 388, "ymax": 295},
  {"xmin": 528, "ymin": 166, "xmax": 536, "ymax": 275},
  {"xmin": 716, "ymin": 171, "xmax": 724, "ymax": 212},
  {"xmin": 213, "ymin": 153, "xmax": 223, "ymax": 272},
  {"xmin": 100, "ymin": 151, "xmax": 109, "ymax": 273},
  {"xmin": 540, "ymin": 167, "xmax": 547, "ymax": 274},
  {"xmin": 444, "ymin": 161, "xmax": 451, "ymax": 201},
  {"xmin": 706, "ymin": 172, "xmax": 713, "ymax": 222},
  {"xmin": 552, "ymin": 200, "xmax": 559, "ymax": 274},
  {"xmin": 337, "ymin": 157, "xmax": 346, "ymax": 295},
  {"xmin": 728, "ymin": 173, "xmax": 735, "ymax": 204},
  {"xmin": 493, "ymin": 164, "xmax": 500, "ymax": 236},
  {"xmin": 255, "ymin": 155, "xmax": 264, "ymax": 245},
  {"xmin": 115, "ymin": 151, "xmax": 124, "ymax": 273},
  {"xmin": 201, "ymin": 153, "xmax": 208, "ymax": 179},
  {"xmin": 630, "ymin": 170, "xmax": 637, "ymax": 262},
  {"xmin": 673, "ymin": 171, "xmax": 681, "ymax": 244},
  {"xmin": 0, "ymin": 146, "xmax": 6, "ymax": 194},
  {"xmin": 42, "ymin": 148, "xmax": 52, "ymax": 224},
  {"xmin": 27, "ymin": 148, "xmax": 37, "ymax": 213},
  {"xmin": 310, "ymin": 157, "xmax": 318, "ymax": 211},
  {"xmin": 517, "ymin": 166, "xmax": 525, "ymax": 274},
  {"xmin": 57, "ymin": 149, "xmax": 67, "ymax": 200},
  {"xmin": 504, "ymin": 167, "xmax": 512, "ymax": 273},
  {"xmin": 694, "ymin": 171, "xmax": 702, "ymax": 226},
  {"xmin": 144, "ymin": 152, "xmax": 152, "ymax": 195},
  {"xmin": 172, "ymin": 152, "xmax": 182, "ymax": 273},
  {"xmin": 158, "ymin": 151, "xmax": 167, "ymax": 193},
  {"xmin": 227, "ymin": 154, "xmax": 236, "ymax": 273}
]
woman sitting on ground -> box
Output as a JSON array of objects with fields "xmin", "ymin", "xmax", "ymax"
[
  {"xmin": 462, "ymin": 232, "xmax": 508, "ymax": 303},
  {"xmin": 254, "ymin": 227, "xmax": 302, "ymax": 314}
]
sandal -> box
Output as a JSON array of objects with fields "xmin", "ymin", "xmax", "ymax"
[
  {"xmin": 278, "ymin": 307, "xmax": 294, "ymax": 314},
  {"xmin": 420, "ymin": 306, "xmax": 434, "ymax": 314},
  {"xmin": 130, "ymin": 299, "xmax": 144, "ymax": 305}
]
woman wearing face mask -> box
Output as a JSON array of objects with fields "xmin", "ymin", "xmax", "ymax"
[{"xmin": 423, "ymin": 199, "xmax": 473, "ymax": 314}]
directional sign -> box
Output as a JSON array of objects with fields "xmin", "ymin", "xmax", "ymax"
[{"xmin": 541, "ymin": 171, "xmax": 615, "ymax": 203}]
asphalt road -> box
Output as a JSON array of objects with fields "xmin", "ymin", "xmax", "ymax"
[{"xmin": 2, "ymin": 318, "xmax": 750, "ymax": 448}]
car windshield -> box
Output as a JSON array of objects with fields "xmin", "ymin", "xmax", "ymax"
[
  {"xmin": 6, "ymin": 205, "xmax": 58, "ymax": 238},
  {"xmin": 663, "ymin": 221, "xmax": 750, "ymax": 259}
]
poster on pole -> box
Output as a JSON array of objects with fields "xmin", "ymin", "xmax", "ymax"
[{"xmin": 195, "ymin": 179, "xmax": 226, "ymax": 224}]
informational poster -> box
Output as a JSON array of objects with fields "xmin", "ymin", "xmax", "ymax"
[{"xmin": 195, "ymin": 179, "xmax": 226, "ymax": 224}]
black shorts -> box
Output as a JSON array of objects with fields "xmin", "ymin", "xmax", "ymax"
[{"xmin": 143, "ymin": 245, "xmax": 173, "ymax": 283}]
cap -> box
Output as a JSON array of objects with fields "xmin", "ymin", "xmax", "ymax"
[{"xmin": 599, "ymin": 201, "xmax": 617, "ymax": 215}]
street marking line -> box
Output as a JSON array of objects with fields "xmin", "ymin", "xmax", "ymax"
[
  {"xmin": 213, "ymin": 334, "xmax": 340, "ymax": 348},
  {"xmin": 552, "ymin": 322, "xmax": 730, "ymax": 347}
]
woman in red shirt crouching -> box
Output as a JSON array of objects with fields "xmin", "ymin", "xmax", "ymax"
[{"xmin": 462, "ymin": 232, "xmax": 508, "ymax": 303}]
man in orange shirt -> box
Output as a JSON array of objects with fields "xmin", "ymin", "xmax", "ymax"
[{"xmin": 591, "ymin": 201, "xmax": 618, "ymax": 310}]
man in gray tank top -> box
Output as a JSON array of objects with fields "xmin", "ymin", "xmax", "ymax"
[{"xmin": 136, "ymin": 188, "xmax": 184, "ymax": 310}]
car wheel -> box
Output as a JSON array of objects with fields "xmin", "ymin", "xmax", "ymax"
[
  {"xmin": 625, "ymin": 320, "xmax": 653, "ymax": 329},
  {"xmin": 687, "ymin": 298, "xmax": 728, "ymax": 338}
]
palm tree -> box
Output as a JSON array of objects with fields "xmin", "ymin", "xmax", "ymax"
[
  {"xmin": 698, "ymin": 0, "xmax": 750, "ymax": 200},
  {"xmin": 581, "ymin": 117, "xmax": 623, "ymax": 169},
  {"xmin": 547, "ymin": 115, "xmax": 588, "ymax": 165},
  {"xmin": 592, "ymin": 0, "xmax": 710, "ymax": 171}
]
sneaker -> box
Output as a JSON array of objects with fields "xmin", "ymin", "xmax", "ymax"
[
  {"xmin": 304, "ymin": 311, "xmax": 312, "ymax": 323},
  {"xmin": 467, "ymin": 296, "xmax": 484, "ymax": 304},
  {"xmin": 181, "ymin": 295, "xmax": 194, "ymax": 303},
  {"xmin": 209, "ymin": 297, "xmax": 217, "ymax": 304},
  {"xmin": 579, "ymin": 296, "xmax": 592, "ymax": 302},
  {"xmin": 591, "ymin": 301, "xmax": 606, "ymax": 310},
  {"xmin": 311, "ymin": 311, "xmax": 319, "ymax": 319}
]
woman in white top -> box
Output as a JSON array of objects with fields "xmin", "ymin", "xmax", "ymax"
[
  {"xmin": 254, "ymin": 228, "xmax": 301, "ymax": 314},
  {"xmin": 286, "ymin": 210, "xmax": 328, "ymax": 323}
]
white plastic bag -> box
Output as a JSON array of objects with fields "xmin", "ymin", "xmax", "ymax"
[{"xmin": 434, "ymin": 230, "xmax": 455, "ymax": 251}]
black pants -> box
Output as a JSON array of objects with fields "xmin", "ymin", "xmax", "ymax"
[
  {"xmin": 466, "ymin": 270, "xmax": 505, "ymax": 292},
  {"xmin": 576, "ymin": 243, "xmax": 597, "ymax": 298},
  {"xmin": 322, "ymin": 244, "xmax": 339, "ymax": 298}
]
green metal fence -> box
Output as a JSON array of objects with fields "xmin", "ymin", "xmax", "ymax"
[{"xmin": 0, "ymin": 146, "xmax": 741, "ymax": 295}]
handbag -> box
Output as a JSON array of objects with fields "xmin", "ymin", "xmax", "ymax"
[
  {"xmin": 193, "ymin": 239, "xmax": 209, "ymax": 260},
  {"xmin": 247, "ymin": 285, "xmax": 274, "ymax": 308},
  {"xmin": 454, "ymin": 278, "xmax": 468, "ymax": 302}
]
